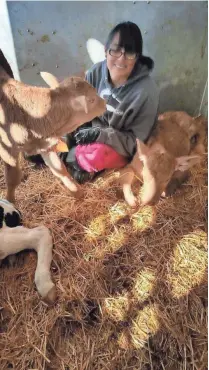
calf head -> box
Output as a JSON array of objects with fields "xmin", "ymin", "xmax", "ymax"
[
  {"xmin": 189, "ymin": 115, "xmax": 207, "ymax": 156},
  {"xmin": 136, "ymin": 139, "xmax": 201, "ymax": 206},
  {"xmin": 40, "ymin": 72, "xmax": 106, "ymax": 135},
  {"xmin": 158, "ymin": 111, "xmax": 206, "ymax": 156}
]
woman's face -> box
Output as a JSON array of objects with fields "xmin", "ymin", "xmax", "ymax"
[{"xmin": 106, "ymin": 32, "xmax": 137, "ymax": 86}]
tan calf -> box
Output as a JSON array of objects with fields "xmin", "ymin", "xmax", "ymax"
[
  {"xmin": 118, "ymin": 112, "xmax": 206, "ymax": 207},
  {"xmin": 0, "ymin": 55, "xmax": 106, "ymax": 203}
]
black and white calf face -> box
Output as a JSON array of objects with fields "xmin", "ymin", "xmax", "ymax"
[{"xmin": 0, "ymin": 199, "xmax": 22, "ymax": 229}]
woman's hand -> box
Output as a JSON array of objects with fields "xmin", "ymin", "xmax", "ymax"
[{"xmin": 75, "ymin": 127, "xmax": 101, "ymax": 145}]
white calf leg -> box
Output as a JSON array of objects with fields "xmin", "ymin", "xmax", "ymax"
[
  {"xmin": 0, "ymin": 226, "xmax": 57, "ymax": 303},
  {"xmin": 118, "ymin": 169, "xmax": 138, "ymax": 207},
  {"xmin": 41, "ymin": 151, "xmax": 81, "ymax": 195},
  {"xmin": 33, "ymin": 226, "xmax": 57, "ymax": 303}
]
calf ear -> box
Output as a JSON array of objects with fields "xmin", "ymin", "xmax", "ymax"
[
  {"xmin": 71, "ymin": 95, "xmax": 88, "ymax": 113},
  {"xmin": 40, "ymin": 72, "xmax": 59, "ymax": 88},
  {"xmin": 175, "ymin": 155, "xmax": 201, "ymax": 172}
]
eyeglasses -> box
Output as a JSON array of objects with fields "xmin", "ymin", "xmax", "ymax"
[{"xmin": 109, "ymin": 48, "xmax": 137, "ymax": 60}]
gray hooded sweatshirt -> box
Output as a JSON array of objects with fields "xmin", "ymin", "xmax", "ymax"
[{"xmin": 85, "ymin": 59, "xmax": 159, "ymax": 157}]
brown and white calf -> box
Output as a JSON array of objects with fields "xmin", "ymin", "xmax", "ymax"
[
  {"xmin": 0, "ymin": 199, "xmax": 56, "ymax": 304},
  {"xmin": 0, "ymin": 51, "xmax": 106, "ymax": 203},
  {"xmin": 117, "ymin": 111, "xmax": 206, "ymax": 207}
]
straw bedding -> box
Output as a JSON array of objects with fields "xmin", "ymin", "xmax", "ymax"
[{"xmin": 0, "ymin": 156, "xmax": 207, "ymax": 370}]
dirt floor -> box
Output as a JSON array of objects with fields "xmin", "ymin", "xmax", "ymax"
[{"xmin": 0, "ymin": 157, "xmax": 207, "ymax": 370}]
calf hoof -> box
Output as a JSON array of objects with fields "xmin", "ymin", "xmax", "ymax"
[
  {"xmin": 43, "ymin": 285, "xmax": 57, "ymax": 305},
  {"xmin": 126, "ymin": 194, "xmax": 139, "ymax": 208}
]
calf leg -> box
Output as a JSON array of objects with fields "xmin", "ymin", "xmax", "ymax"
[
  {"xmin": 4, "ymin": 159, "xmax": 21, "ymax": 204},
  {"xmin": 164, "ymin": 170, "xmax": 190, "ymax": 197},
  {"xmin": 0, "ymin": 225, "xmax": 56, "ymax": 304},
  {"xmin": 118, "ymin": 168, "xmax": 138, "ymax": 207},
  {"xmin": 41, "ymin": 151, "xmax": 81, "ymax": 197}
]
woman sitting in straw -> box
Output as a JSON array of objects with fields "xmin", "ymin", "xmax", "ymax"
[{"xmin": 26, "ymin": 21, "xmax": 159, "ymax": 184}]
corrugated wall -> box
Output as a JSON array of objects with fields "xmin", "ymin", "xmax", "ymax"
[{"xmin": 3, "ymin": 1, "xmax": 208, "ymax": 116}]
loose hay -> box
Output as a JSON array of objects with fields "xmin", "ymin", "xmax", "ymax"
[{"xmin": 0, "ymin": 156, "xmax": 207, "ymax": 370}]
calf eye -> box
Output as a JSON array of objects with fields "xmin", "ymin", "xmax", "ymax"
[
  {"xmin": 190, "ymin": 134, "xmax": 199, "ymax": 145},
  {"xmin": 88, "ymin": 98, "xmax": 95, "ymax": 103}
]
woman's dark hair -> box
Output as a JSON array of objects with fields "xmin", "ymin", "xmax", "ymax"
[{"xmin": 105, "ymin": 21, "xmax": 154, "ymax": 70}]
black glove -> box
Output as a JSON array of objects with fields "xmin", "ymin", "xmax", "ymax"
[{"xmin": 74, "ymin": 127, "xmax": 101, "ymax": 145}]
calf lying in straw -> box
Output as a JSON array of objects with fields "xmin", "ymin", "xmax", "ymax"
[
  {"xmin": 0, "ymin": 50, "xmax": 106, "ymax": 203},
  {"xmin": 0, "ymin": 199, "xmax": 56, "ymax": 304},
  {"xmin": 117, "ymin": 111, "xmax": 206, "ymax": 207}
]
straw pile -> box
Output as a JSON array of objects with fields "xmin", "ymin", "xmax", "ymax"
[{"xmin": 0, "ymin": 155, "xmax": 207, "ymax": 370}]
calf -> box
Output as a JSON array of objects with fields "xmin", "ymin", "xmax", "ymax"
[
  {"xmin": 118, "ymin": 112, "xmax": 206, "ymax": 207},
  {"xmin": 0, "ymin": 199, "xmax": 56, "ymax": 304},
  {"xmin": 0, "ymin": 50, "xmax": 106, "ymax": 203}
]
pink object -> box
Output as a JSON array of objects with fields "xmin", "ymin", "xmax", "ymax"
[{"xmin": 75, "ymin": 143, "xmax": 128, "ymax": 173}]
